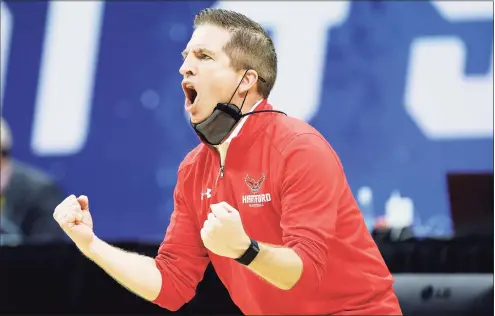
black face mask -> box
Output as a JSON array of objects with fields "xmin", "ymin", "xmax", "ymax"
[{"xmin": 190, "ymin": 70, "xmax": 286, "ymax": 146}]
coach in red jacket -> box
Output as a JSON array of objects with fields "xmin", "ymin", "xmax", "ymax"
[{"xmin": 53, "ymin": 8, "xmax": 402, "ymax": 315}]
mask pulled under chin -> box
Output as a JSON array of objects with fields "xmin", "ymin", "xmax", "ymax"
[{"xmin": 191, "ymin": 103, "xmax": 243, "ymax": 146}]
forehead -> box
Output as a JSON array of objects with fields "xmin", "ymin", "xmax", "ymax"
[{"xmin": 185, "ymin": 24, "xmax": 231, "ymax": 54}]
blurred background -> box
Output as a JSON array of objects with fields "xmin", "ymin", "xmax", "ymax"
[{"xmin": 0, "ymin": 1, "xmax": 493, "ymax": 315}]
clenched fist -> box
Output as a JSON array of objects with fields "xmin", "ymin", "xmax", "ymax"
[
  {"xmin": 53, "ymin": 194, "xmax": 94, "ymax": 251},
  {"xmin": 200, "ymin": 202, "xmax": 251, "ymax": 259}
]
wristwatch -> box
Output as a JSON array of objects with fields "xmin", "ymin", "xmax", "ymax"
[{"xmin": 235, "ymin": 239, "xmax": 260, "ymax": 265}]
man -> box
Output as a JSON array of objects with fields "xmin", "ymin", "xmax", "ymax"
[
  {"xmin": 1, "ymin": 117, "xmax": 65, "ymax": 246},
  {"xmin": 53, "ymin": 8, "xmax": 402, "ymax": 315}
]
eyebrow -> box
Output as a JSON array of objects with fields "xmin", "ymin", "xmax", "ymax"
[
  {"xmin": 181, "ymin": 48, "xmax": 215, "ymax": 59},
  {"xmin": 179, "ymin": 47, "xmax": 266, "ymax": 83}
]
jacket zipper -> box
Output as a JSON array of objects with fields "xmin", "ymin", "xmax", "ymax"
[
  {"xmin": 215, "ymin": 156, "xmax": 225, "ymax": 186},
  {"xmin": 219, "ymin": 165, "xmax": 225, "ymax": 178},
  {"xmin": 215, "ymin": 147, "xmax": 226, "ymax": 185}
]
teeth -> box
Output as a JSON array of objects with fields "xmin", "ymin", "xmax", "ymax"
[{"xmin": 186, "ymin": 84, "xmax": 194, "ymax": 89}]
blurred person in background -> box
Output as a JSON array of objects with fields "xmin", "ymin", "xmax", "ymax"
[
  {"xmin": 53, "ymin": 8, "xmax": 401, "ymax": 315},
  {"xmin": 0, "ymin": 117, "xmax": 65, "ymax": 246}
]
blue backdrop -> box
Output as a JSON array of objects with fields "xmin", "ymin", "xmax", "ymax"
[{"xmin": 1, "ymin": 1, "xmax": 493, "ymax": 241}]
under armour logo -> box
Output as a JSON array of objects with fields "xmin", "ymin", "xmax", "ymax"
[{"xmin": 201, "ymin": 188, "xmax": 212, "ymax": 200}]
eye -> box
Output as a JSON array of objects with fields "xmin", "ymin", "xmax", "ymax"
[{"xmin": 199, "ymin": 53, "xmax": 212, "ymax": 60}]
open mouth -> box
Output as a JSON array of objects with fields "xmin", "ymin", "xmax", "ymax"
[{"xmin": 183, "ymin": 84, "xmax": 198, "ymax": 108}]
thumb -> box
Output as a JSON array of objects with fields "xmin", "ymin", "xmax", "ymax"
[{"xmin": 77, "ymin": 195, "xmax": 89, "ymax": 211}]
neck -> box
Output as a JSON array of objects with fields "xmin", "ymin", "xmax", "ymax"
[
  {"xmin": 213, "ymin": 97, "xmax": 264, "ymax": 150},
  {"xmin": 236, "ymin": 93, "xmax": 264, "ymax": 115}
]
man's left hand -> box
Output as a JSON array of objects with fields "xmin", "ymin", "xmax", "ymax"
[{"xmin": 200, "ymin": 201, "xmax": 251, "ymax": 259}]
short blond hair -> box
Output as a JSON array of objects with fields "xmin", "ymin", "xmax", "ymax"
[{"xmin": 194, "ymin": 8, "xmax": 277, "ymax": 98}]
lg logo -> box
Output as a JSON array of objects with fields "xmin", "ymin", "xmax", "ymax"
[{"xmin": 421, "ymin": 285, "xmax": 451, "ymax": 301}]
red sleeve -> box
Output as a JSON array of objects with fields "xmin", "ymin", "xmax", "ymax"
[
  {"xmin": 279, "ymin": 133, "xmax": 345, "ymax": 295},
  {"xmin": 152, "ymin": 172, "xmax": 210, "ymax": 311}
]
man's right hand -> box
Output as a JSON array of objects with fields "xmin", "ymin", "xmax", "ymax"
[
  {"xmin": 53, "ymin": 194, "xmax": 94, "ymax": 252},
  {"xmin": 53, "ymin": 194, "xmax": 165, "ymax": 305}
]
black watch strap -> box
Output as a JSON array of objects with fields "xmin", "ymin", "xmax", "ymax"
[{"xmin": 235, "ymin": 239, "xmax": 260, "ymax": 265}]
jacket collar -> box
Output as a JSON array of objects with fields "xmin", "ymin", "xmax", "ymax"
[{"xmin": 221, "ymin": 98, "xmax": 264, "ymax": 144}]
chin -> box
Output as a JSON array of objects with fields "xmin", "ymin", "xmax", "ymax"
[
  {"xmin": 189, "ymin": 113, "xmax": 206, "ymax": 124},
  {"xmin": 189, "ymin": 109, "xmax": 211, "ymax": 124}
]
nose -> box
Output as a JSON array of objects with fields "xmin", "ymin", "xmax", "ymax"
[{"xmin": 179, "ymin": 56, "xmax": 197, "ymax": 77}]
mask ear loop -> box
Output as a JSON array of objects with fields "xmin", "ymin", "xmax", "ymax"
[
  {"xmin": 238, "ymin": 91, "xmax": 248, "ymax": 113},
  {"xmin": 226, "ymin": 69, "xmax": 250, "ymax": 112}
]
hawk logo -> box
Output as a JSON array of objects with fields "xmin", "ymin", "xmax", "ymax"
[
  {"xmin": 242, "ymin": 174, "xmax": 271, "ymax": 207},
  {"xmin": 244, "ymin": 174, "xmax": 266, "ymax": 194}
]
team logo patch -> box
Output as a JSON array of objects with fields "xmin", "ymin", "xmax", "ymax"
[
  {"xmin": 242, "ymin": 174, "xmax": 271, "ymax": 207},
  {"xmin": 244, "ymin": 174, "xmax": 266, "ymax": 194}
]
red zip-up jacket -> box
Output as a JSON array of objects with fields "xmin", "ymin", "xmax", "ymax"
[{"xmin": 153, "ymin": 100, "xmax": 402, "ymax": 315}]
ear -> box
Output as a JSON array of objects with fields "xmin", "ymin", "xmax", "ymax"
[{"xmin": 238, "ymin": 69, "xmax": 259, "ymax": 95}]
